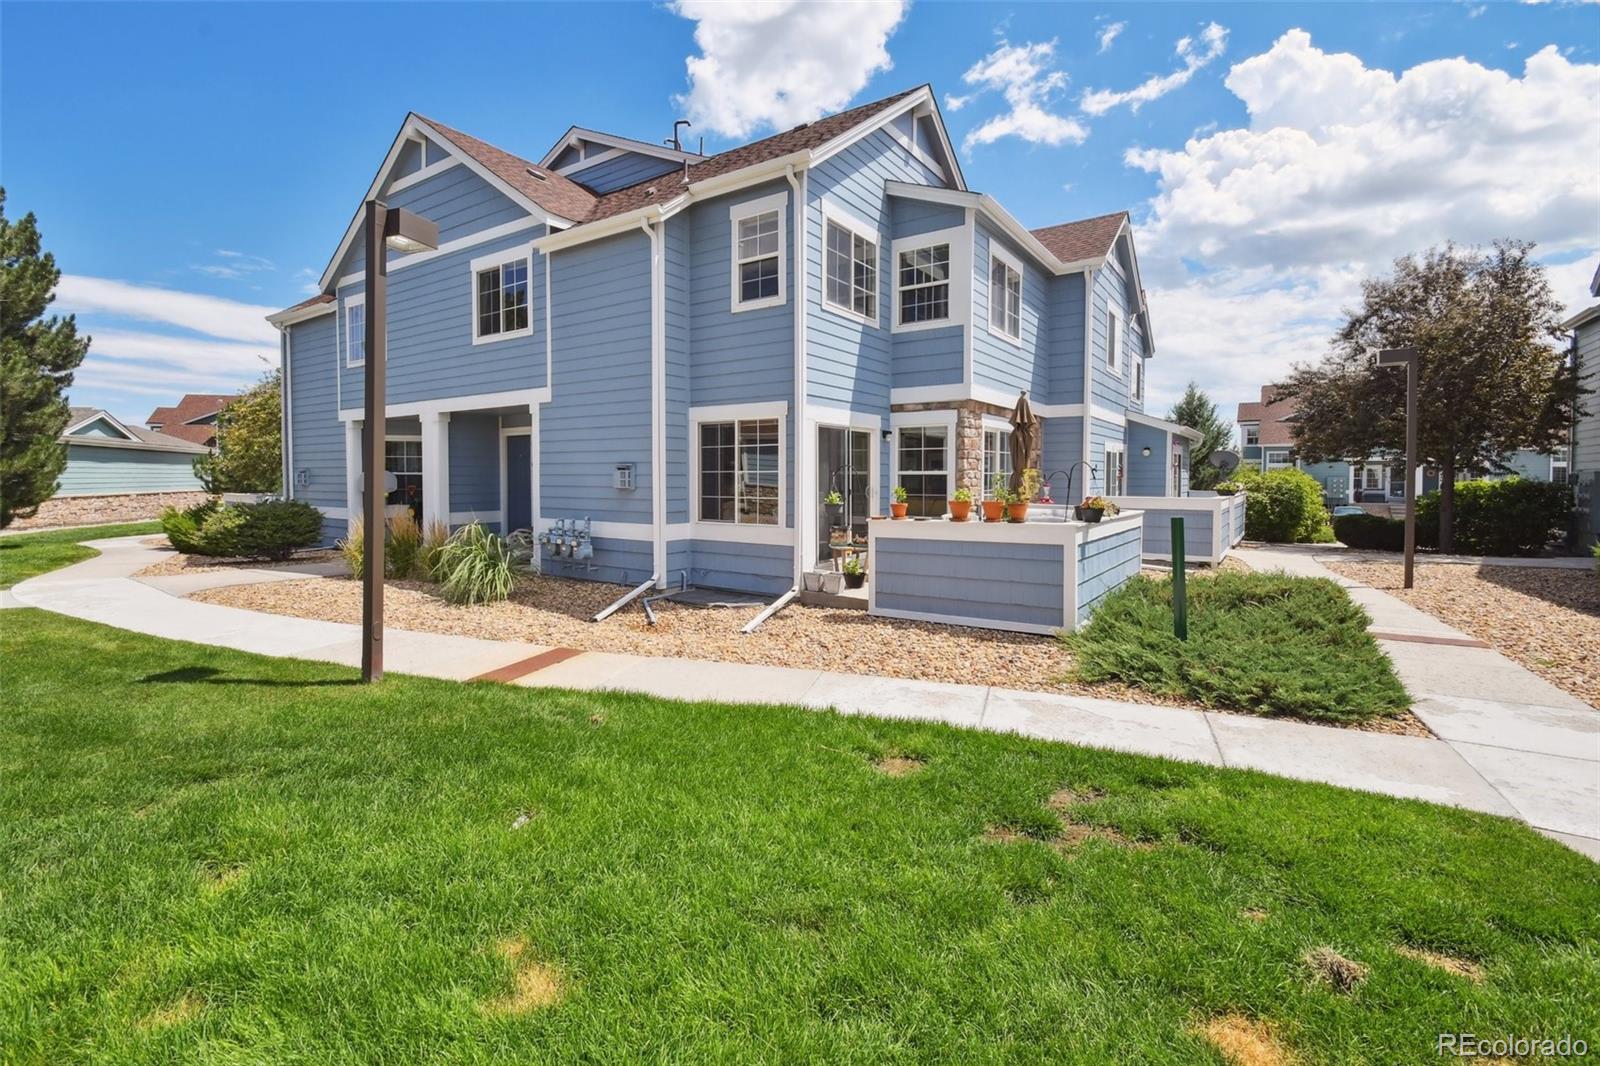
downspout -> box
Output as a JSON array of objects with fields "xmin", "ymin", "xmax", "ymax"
[
  {"xmin": 1081, "ymin": 268, "xmax": 1095, "ymax": 485},
  {"xmin": 640, "ymin": 215, "xmax": 667, "ymax": 589},
  {"xmin": 785, "ymin": 163, "xmax": 807, "ymax": 589},
  {"xmin": 279, "ymin": 326, "xmax": 292, "ymax": 498}
]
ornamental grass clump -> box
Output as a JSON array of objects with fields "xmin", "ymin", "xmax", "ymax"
[
  {"xmin": 385, "ymin": 511, "xmax": 422, "ymax": 579},
  {"xmin": 434, "ymin": 522, "xmax": 514, "ymax": 606}
]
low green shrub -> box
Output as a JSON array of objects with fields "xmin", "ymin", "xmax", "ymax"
[
  {"xmin": 1417, "ymin": 478, "xmax": 1572, "ymax": 556},
  {"xmin": 159, "ymin": 499, "xmax": 219, "ymax": 554},
  {"xmin": 1332, "ymin": 512, "xmax": 1406, "ymax": 551},
  {"xmin": 194, "ymin": 504, "xmax": 246, "ymax": 557},
  {"xmin": 228, "ymin": 500, "xmax": 322, "ymax": 561},
  {"xmin": 1066, "ymin": 571, "xmax": 1409, "ymax": 722},
  {"xmin": 1234, "ymin": 467, "xmax": 1334, "ymax": 543},
  {"xmin": 434, "ymin": 522, "xmax": 514, "ymax": 605}
]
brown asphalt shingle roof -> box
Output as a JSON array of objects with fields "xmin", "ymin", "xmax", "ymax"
[
  {"xmin": 1236, "ymin": 385, "xmax": 1299, "ymax": 447},
  {"xmin": 65, "ymin": 407, "xmax": 212, "ymax": 453},
  {"xmin": 146, "ymin": 393, "xmax": 234, "ymax": 428},
  {"xmin": 417, "ymin": 116, "xmax": 602, "ymax": 223},
  {"xmin": 1029, "ymin": 211, "xmax": 1128, "ymax": 263}
]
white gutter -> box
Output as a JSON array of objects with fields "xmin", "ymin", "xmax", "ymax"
[
  {"xmin": 785, "ymin": 163, "xmax": 809, "ymax": 587},
  {"xmin": 639, "ymin": 217, "xmax": 669, "ymax": 587},
  {"xmin": 1082, "ymin": 268, "xmax": 1095, "ymax": 472},
  {"xmin": 881, "ymin": 182, "xmax": 1102, "ymax": 278},
  {"xmin": 265, "ymin": 300, "xmax": 335, "ymax": 327},
  {"xmin": 281, "ymin": 325, "xmax": 293, "ymax": 497}
]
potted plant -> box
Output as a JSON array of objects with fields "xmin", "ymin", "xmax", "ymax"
[
  {"xmin": 841, "ymin": 554, "xmax": 866, "ymax": 589},
  {"xmin": 949, "ymin": 486, "xmax": 973, "ymax": 522},
  {"xmin": 982, "ymin": 488, "xmax": 1008, "ymax": 522},
  {"xmin": 1008, "ymin": 469, "xmax": 1042, "ymax": 523},
  {"xmin": 823, "ymin": 490, "xmax": 844, "ymax": 528},
  {"xmin": 1074, "ymin": 495, "xmax": 1120, "ymax": 523},
  {"xmin": 890, "ymin": 485, "xmax": 909, "ymax": 519}
]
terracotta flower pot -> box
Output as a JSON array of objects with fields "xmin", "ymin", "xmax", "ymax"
[
  {"xmin": 981, "ymin": 500, "xmax": 1005, "ymax": 522},
  {"xmin": 949, "ymin": 499, "xmax": 972, "ymax": 522},
  {"xmin": 890, "ymin": 502, "xmax": 908, "ymax": 519},
  {"xmin": 1007, "ymin": 502, "xmax": 1029, "ymax": 523}
]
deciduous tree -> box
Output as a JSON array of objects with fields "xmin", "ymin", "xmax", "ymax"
[{"xmin": 194, "ymin": 369, "xmax": 282, "ymax": 493}]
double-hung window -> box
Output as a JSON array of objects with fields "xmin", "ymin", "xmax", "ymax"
[
  {"xmin": 983, "ymin": 428, "xmax": 1012, "ymax": 498},
  {"xmin": 344, "ymin": 297, "xmax": 366, "ymax": 367},
  {"xmin": 1242, "ymin": 423, "xmax": 1260, "ymax": 447},
  {"xmin": 1103, "ymin": 447, "xmax": 1125, "ymax": 496},
  {"xmin": 1552, "ymin": 455, "xmax": 1569, "ymax": 484},
  {"xmin": 824, "ymin": 215, "xmax": 877, "ymax": 322},
  {"xmin": 1265, "ymin": 449, "xmax": 1293, "ymax": 471},
  {"xmin": 471, "ymin": 247, "xmax": 532, "ymax": 344},
  {"xmin": 896, "ymin": 425, "xmax": 949, "ymax": 518},
  {"xmin": 699, "ymin": 418, "xmax": 780, "ymax": 525},
  {"xmin": 1106, "ymin": 310, "xmax": 1121, "ymax": 373},
  {"xmin": 897, "ymin": 243, "xmax": 951, "ymax": 326},
  {"xmin": 1132, "ymin": 357, "xmax": 1144, "ymax": 402},
  {"xmin": 988, "ymin": 249, "xmax": 1021, "ymax": 342},
  {"xmin": 730, "ymin": 192, "xmax": 786, "ymax": 311}
]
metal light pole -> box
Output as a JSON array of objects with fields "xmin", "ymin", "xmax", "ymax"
[
  {"xmin": 1377, "ymin": 347, "xmax": 1419, "ymax": 589},
  {"xmin": 361, "ymin": 200, "xmax": 439, "ymax": 682}
]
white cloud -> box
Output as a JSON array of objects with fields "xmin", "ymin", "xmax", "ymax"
[
  {"xmin": 1097, "ymin": 21, "xmax": 1126, "ymax": 54},
  {"xmin": 670, "ymin": 0, "xmax": 907, "ymax": 139},
  {"xmin": 1128, "ymin": 31, "xmax": 1600, "ymax": 414},
  {"xmin": 954, "ymin": 40, "xmax": 1088, "ymax": 151},
  {"xmin": 192, "ymin": 249, "xmax": 275, "ymax": 281},
  {"xmin": 55, "ymin": 275, "xmax": 278, "ymax": 345},
  {"xmin": 1081, "ymin": 22, "xmax": 1228, "ymax": 115}
]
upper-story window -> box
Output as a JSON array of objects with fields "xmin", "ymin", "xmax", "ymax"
[
  {"xmin": 1106, "ymin": 309, "xmax": 1121, "ymax": 373},
  {"xmin": 897, "ymin": 243, "xmax": 951, "ymax": 326},
  {"xmin": 823, "ymin": 211, "xmax": 878, "ymax": 323},
  {"xmin": 988, "ymin": 248, "xmax": 1021, "ymax": 342},
  {"xmin": 730, "ymin": 191, "xmax": 787, "ymax": 312},
  {"xmin": 471, "ymin": 246, "xmax": 533, "ymax": 345},
  {"xmin": 344, "ymin": 295, "xmax": 365, "ymax": 368},
  {"xmin": 1132, "ymin": 356, "xmax": 1144, "ymax": 402},
  {"xmin": 1242, "ymin": 423, "xmax": 1260, "ymax": 447}
]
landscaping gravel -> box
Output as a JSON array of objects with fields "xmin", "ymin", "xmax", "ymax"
[
  {"xmin": 1324, "ymin": 559, "xmax": 1600, "ymax": 709},
  {"xmin": 7, "ymin": 491, "xmax": 208, "ymax": 531}
]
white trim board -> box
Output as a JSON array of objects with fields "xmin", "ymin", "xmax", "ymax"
[{"xmin": 338, "ymin": 387, "xmax": 551, "ymax": 421}]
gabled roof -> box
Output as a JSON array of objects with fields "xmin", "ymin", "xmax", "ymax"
[
  {"xmin": 1030, "ymin": 212, "xmax": 1128, "ymax": 263},
  {"xmin": 539, "ymin": 125, "xmax": 706, "ymax": 169},
  {"xmin": 1236, "ymin": 385, "xmax": 1299, "ymax": 447},
  {"xmin": 416, "ymin": 116, "xmax": 602, "ymax": 223},
  {"xmin": 63, "ymin": 407, "xmax": 211, "ymax": 453},
  {"xmin": 146, "ymin": 393, "xmax": 234, "ymax": 429}
]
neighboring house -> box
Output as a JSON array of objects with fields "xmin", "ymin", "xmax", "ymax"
[
  {"xmin": 145, "ymin": 393, "xmax": 236, "ymax": 448},
  {"xmin": 1560, "ymin": 262, "xmax": 1600, "ymax": 549},
  {"xmin": 57, "ymin": 407, "xmax": 209, "ymax": 496},
  {"xmin": 269, "ymin": 84, "xmax": 1196, "ymax": 596},
  {"xmin": 1237, "ymin": 384, "xmax": 1563, "ymax": 508}
]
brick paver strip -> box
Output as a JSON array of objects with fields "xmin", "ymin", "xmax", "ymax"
[
  {"xmin": 1371, "ymin": 631, "xmax": 1491, "ymax": 649},
  {"xmin": 471, "ymin": 647, "xmax": 583, "ymax": 683}
]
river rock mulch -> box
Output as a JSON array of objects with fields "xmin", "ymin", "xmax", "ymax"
[
  {"xmin": 7, "ymin": 491, "xmax": 209, "ymax": 531},
  {"xmin": 1323, "ymin": 559, "xmax": 1600, "ymax": 709}
]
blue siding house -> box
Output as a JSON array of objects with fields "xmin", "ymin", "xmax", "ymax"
[
  {"xmin": 56, "ymin": 407, "xmax": 209, "ymax": 496},
  {"xmin": 271, "ymin": 85, "xmax": 1196, "ymax": 595}
]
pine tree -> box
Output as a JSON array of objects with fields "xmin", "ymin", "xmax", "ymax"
[
  {"xmin": 1, "ymin": 190, "xmax": 90, "ymax": 528},
  {"xmin": 1167, "ymin": 382, "xmax": 1231, "ymax": 490}
]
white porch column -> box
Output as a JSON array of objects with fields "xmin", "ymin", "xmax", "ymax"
[
  {"xmin": 422, "ymin": 412, "xmax": 451, "ymax": 531},
  {"xmin": 527, "ymin": 403, "xmax": 540, "ymax": 532},
  {"xmin": 344, "ymin": 419, "xmax": 362, "ymax": 532}
]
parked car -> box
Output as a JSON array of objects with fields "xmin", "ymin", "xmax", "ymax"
[{"xmin": 1330, "ymin": 505, "xmax": 1364, "ymax": 517}]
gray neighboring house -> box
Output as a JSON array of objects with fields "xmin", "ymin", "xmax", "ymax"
[
  {"xmin": 1562, "ymin": 262, "xmax": 1600, "ymax": 550},
  {"xmin": 57, "ymin": 407, "xmax": 210, "ymax": 496}
]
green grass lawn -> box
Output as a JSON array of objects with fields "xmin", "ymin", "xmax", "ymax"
[
  {"xmin": 0, "ymin": 522, "xmax": 162, "ymax": 589},
  {"xmin": 1068, "ymin": 572, "xmax": 1411, "ymax": 723},
  {"xmin": 3, "ymin": 609, "xmax": 1596, "ymax": 1063}
]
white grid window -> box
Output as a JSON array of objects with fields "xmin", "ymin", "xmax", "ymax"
[
  {"xmin": 1104, "ymin": 448, "xmax": 1125, "ymax": 495},
  {"xmin": 897, "ymin": 243, "xmax": 950, "ymax": 325},
  {"xmin": 825, "ymin": 220, "xmax": 877, "ymax": 321},
  {"xmin": 1265, "ymin": 449, "xmax": 1293, "ymax": 471},
  {"xmin": 736, "ymin": 211, "xmax": 781, "ymax": 305},
  {"xmin": 983, "ymin": 429, "xmax": 1012, "ymax": 498},
  {"xmin": 699, "ymin": 419, "xmax": 779, "ymax": 525},
  {"xmin": 989, "ymin": 255, "xmax": 1020, "ymax": 341},
  {"xmin": 897, "ymin": 425, "xmax": 949, "ymax": 517},
  {"xmin": 346, "ymin": 301, "xmax": 365, "ymax": 367},
  {"xmin": 475, "ymin": 257, "xmax": 530, "ymax": 340},
  {"xmin": 1242, "ymin": 424, "xmax": 1260, "ymax": 447},
  {"xmin": 1552, "ymin": 456, "xmax": 1569, "ymax": 484}
]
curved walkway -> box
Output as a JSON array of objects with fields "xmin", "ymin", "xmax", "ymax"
[{"xmin": 11, "ymin": 535, "xmax": 1598, "ymax": 860}]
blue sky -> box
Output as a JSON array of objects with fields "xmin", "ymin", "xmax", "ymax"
[{"xmin": 3, "ymin": 1, "xmax": 1597, "ymax": 423}]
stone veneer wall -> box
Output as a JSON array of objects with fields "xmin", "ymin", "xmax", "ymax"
[{"xmin": 891, "ymin": 399, "xmax": 1017, "ymax": 494}]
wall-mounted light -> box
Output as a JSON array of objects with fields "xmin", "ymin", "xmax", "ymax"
[
  {"xmin": 881, "ymin": 429, "xmax": 893, "ymax": 442},
  {"xmin": 1141, "ymin": 446, "xmax": 1152, "ymax": 457}
]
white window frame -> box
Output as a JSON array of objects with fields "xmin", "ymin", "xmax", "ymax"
[
  {"xmin": 470, "ymin": 243, "xmax": 535, "ymax": 345},
  {"xmin": 1105, "ymin": 308, "xmax": 1122, "ymax": 376},
  {"xmin": 987, "ymin": 242, "xmax": 1023, "ymax": 346},
  {"xmin": 1242, "ymin": 423, "xmax": 1260, "ymax": 447},
  {"xmin": 728, "ymin": 191, "xmax": 787, "ymax": 313},
  {"xmin": 981, "ymin": 414, "xmax": 1013, "ymax": 499},
  {"xmin": 689, "ymin": 401, "xmax": 788, "ymax": 542},
  {"xmin": 1551, "ymin": 453, "xmax": 1569, "ymax": 484},
  {"xmin": 1265, "ymin": 448, "xmax": 1293, "ymax": 471},
  {"xmin": 1103, "ymin": 444, "xmax": 1126, "ymax": 496},
  {"xmin": 1131, "ymin": 356, "xmax": 1144, "ymax": 403},
  {"xmin": 342, "ymin": 293, "xmax": 366, "ymax": 368},
  {"xmin": 820, "ymin": 201, "xmax": 879, "ymax": 327},
  {"xmin": 889, "ymin": 409, "xmax": 956, "ymax": 515},
  {"xmin": 890, "ymin": 225, "xmax": 970, "ymax": 335}
]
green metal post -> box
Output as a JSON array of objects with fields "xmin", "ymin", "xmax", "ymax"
[{"xmin": 1171, "ymin": 516, "xmax": 1188, "ymax": 641}]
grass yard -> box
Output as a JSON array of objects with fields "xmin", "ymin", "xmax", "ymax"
[
  {"xmin": 4, "ymin": 610, "xmax": 1598, "ymax": 1063},
  {"xmin": 0, "ymin": 522, "xmax": 162, "ymax": 589},
  {"xmin": 1068, "ymin": 572, "xmax": 1411, "ymax": 724}
]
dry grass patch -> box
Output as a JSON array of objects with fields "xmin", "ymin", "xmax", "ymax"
[
  {"xmin": 1241, "ymin": 908, "xmax": 1270, "ymax": 923},
  {"xmin": 197, "ymin": 861, "xmax": 246, "ymax": 894},
  {"xmin": 1045, "ymin": 786, "xmax": 1106, "ymax": 813},
  {"xmin": 1304, "ymin": 946, "xmax": 1368, "ymax": 992},
  {"xmin": 872, "ymin": 754, "xmax": 925, "ymax": 777},
  {"xmin": 1196, "ymin": 1014, "xmax": 1298, "ymax": 1066},
  {"xmin": 1394, "ymin": 945, "xmax": 1485, "ymax": 983},
  {"xmin": 482, "ymin": 937, "xmax": 565, "ymax": 1015},
  {"xmin": 136, "ymin": 991, "xmax": 204, "ymax": 1031}
]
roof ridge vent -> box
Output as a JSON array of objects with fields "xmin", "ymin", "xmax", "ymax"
[{"xmin": 525, "ymin": 166, "xmax": 548, "ymax": 182}]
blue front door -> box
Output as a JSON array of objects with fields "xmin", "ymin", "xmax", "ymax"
[{"xmin": 505, "ymin": 433, "xmax": 532, "ymax": 532}]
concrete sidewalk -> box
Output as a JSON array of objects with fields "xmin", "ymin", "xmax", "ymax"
[{"xmin": 11, "ymin": 535, "xmax": 1597, "ymax": 860}]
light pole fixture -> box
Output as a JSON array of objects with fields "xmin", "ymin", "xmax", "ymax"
[
  {"xmin": 361, "ymin": 200, "xmax": 439, "ymax": 682},
  {"xmin": 1376, "ymin": 346, "xmax": 1419, "ymax": 589}
]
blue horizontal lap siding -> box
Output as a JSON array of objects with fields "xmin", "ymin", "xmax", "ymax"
[
  {"xmin": 1077, "ymin": 525, "xmax": 1142, "ymax": 623},
  {"xmin": 1046, "ymin": 272, "xmax": 1086, "ymax": 405},
  {"xmin": 567, "ymin": 152, "xmax": 682, "ymax": 194},
  {"xmin": 1041, "ymin": 417, "xmax": 1083, "ymax": 488},
  {"xmin": 70, "ymin": 419, "xmax": 127, "ymax": 439},
  {"xmin": 287, "ymin": 313, "xmax": 345, "ymax": 546},
  {"xmin": 1089, "ymin": 259, "xmax": 1133, "ymax": 413},
  {"xmin": 1137, "ymin": 508, "xmax": 1213, "ymax": 559},
  {"xmin": 543, "ymin": 534, "xmax": 653, "ymax": 587},
  {"xmin": 1126, "ymin": 422, "xmax": 1167, "ymax": 496},
  {"xmin": 889, "ymin": 197, "xmax": 961, "ymax": 240},
  {"xmin": 875, "ymin": 538, "xmax": 1064, "ymax": 628},
  {"xmin": 448, "ymin": 413, "xmax": 500, "ymax": 529},
  {"xmin": 543, "ymin": 230, "xmax": 652, "ymax": 527},
  {"xmin": 1087, "ymin": 418, "xmax": 1125, "ymax": 496},
  {"xmin": 971, "ymin": 222, "xmax": 1048, "ymax": 398},
  {"xmin": 893, "ymin": 327, "xmax": 963, "ymax": 389},
  {"xmin": 342, "ymin": 164, "xmax": 529, "ymax": 278},
  {"xmin": 690, "ymin": 539, "xmax": 791, "ymax": 595},
  {"xmin": 665, "ymin": 214, "xmax": 691, "ymax": 526},
  {"xmin": 58, "ymin": 445, "xmax": 204, "ymax": 495}
]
